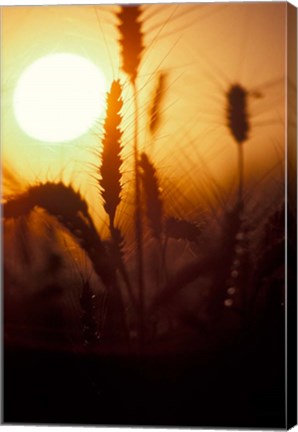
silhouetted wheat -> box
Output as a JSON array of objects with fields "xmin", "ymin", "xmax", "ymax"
[
  {"xmin": 227, "ymin": 84, "xmax": 250, "ymax": 144},
  {"xmin": 149, "ymin": 72, "xmax": 167, "ymax": 136},
  {"xmin": 165, "ymin": 217, "xmax": 201, "ymax": 242},
  {"xmin": 208, "ymin": 202, "xmax": 245, "ymax": 317},
  {"xmin": 99, "ymin": 80, "xmax": 123, "ymax": 230},
  {"xmin": 139, "ymin": 152, "xmax": 163, "ymax": 240},
  {"xmin": 107, "ymin": 225, "xmax": 138, "ymax": 312},
  {"xmin": 226, "ymin": 84, "xmax": 250, "ymax": 204},
  {"xmin": 4, "ymin": 182, "xmax": 112, "ymax": 286},
  {"xmin": 2, "ymin": 4, "xmax": 285, "ymax": 364},
  {"xmin": 98, "ymin": 80, "xmax": 137, "ymax": 315},
  {"xmin": 117, "ymin": 4, "xmax": 146, "ymax": 345},
  {"xmin": 3, "ymin": 181, "xmax": 131, "ymax": 344},
  {"xmin": 224, "ymin": 82, "xmax": 282, "ymax": 327},
  {"xmin": 117, "ymin": 5, "xmax": 144, "ymax": 84},
  {"xmin": 5, "ymin": 182, "xmax": 87, "ymax": 218}
]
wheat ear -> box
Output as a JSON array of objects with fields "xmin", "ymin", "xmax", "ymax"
[
  {"xmin": 99, "ymin": 80, "xmax": 123, "ymax": 230},
  {"xmin": 139, "ymin": 152, "xmax": 163, "ymax": 240},
  {"xmin": 3, "ymin": 182, "xmax": 112, "ymax": 286},
  {"xmin": 4, "ymin": 182, "xmax": 131, "ymax": 343},
  {"xmin": 226, "ymin": 84, "xmax": 250, "ymax": 205},
  {"xmin": 149, "ymin": 72, "xmax": 167, "ymax": 136},
  {"xmin": 117, "ymin": 5, "xmax": 144, "ymax": 85},
  {"xmin": 98, "ymin": 80, "xmax": 137, "ymax": 312}
]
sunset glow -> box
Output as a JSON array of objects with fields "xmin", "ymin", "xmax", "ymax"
[{"xmin": 13, "ymin": 53, "xmax": 106, "ymax": 143}]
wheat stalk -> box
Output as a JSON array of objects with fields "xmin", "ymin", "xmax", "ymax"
[
  {"xmin": 98, "ymin": 80, "xmax": 138, "ymax": 314},
  {"xmin": 208, "ymin": 203, "xmax": 244, "ymax": 317},
  {"xmin": 117, "ymin": 5, "xmax": 144, "ymax": 85},
  {"xmin": 4, "ymin": 181, "xmax": 132, "ymax": 344},
  {"xmin": 3, "ymin": 182, "xmax": 112, "ymax": 286},
  {"xmin": 226, "ymin": 84, "xmax": 250, "ymax": 145},
  {"xmin": 133, "ymin": 92, "xmax": 145, "ymax": 346},
  {"xmin": 226, "ymin": 84, "xmax": 250, "ymax": 205},
  {"xmin": 149, "ymin": 72, "xmax": 167, "ymax": 136},
  {"xmin": 99, "ymin": 80, "xmax": 123, "ymax": 230},
  {"xmin": 117, "ymin": 4, "xmax": 146, "ymax": 346},
  {"xmin": 139, "ymin": 152, "xmax": 163, "ymax": 240}
]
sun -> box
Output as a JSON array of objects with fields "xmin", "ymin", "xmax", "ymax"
[{"xmin": 13, "ymin": 53, "xmax": 107, "ymax": 143}]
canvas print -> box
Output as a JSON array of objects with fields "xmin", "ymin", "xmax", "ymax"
[{"xmin": 2, "ymin": 2, "xmax": 297, "ymax": 428}]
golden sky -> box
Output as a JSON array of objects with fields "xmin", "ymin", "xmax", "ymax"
[{"xmin": 1, "ymin": 3, "xmax": 286, "ymax": 228}]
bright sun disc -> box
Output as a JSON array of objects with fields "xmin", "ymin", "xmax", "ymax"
[{"xmin": 13, "ymin": 53, "xmax": 106, "ymax": 143}]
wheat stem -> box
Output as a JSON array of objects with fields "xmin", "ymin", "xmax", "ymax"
[
  {"xmin": 132, "ymin": 82, "xmax": 145, "ymax": 346},
  {"xmin": 238, "ymin": 144, "xmax": 244, "ymax": 205},
  {"xmin": 110, "ymin": 225, "xmax": 138, "ymax": 312},
  {"xmin": 161, "ymin": 235, "xmax": 169, "ymax": 282}
]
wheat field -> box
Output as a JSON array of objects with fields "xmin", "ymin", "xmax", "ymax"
[{"xmin": 1, "ymin": 2, "xmax": 292, "ymax": 427}]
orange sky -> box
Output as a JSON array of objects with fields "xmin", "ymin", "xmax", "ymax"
[{"xmin": 1, "ymin": 3, "xmax": 286, "ymax": 228}]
